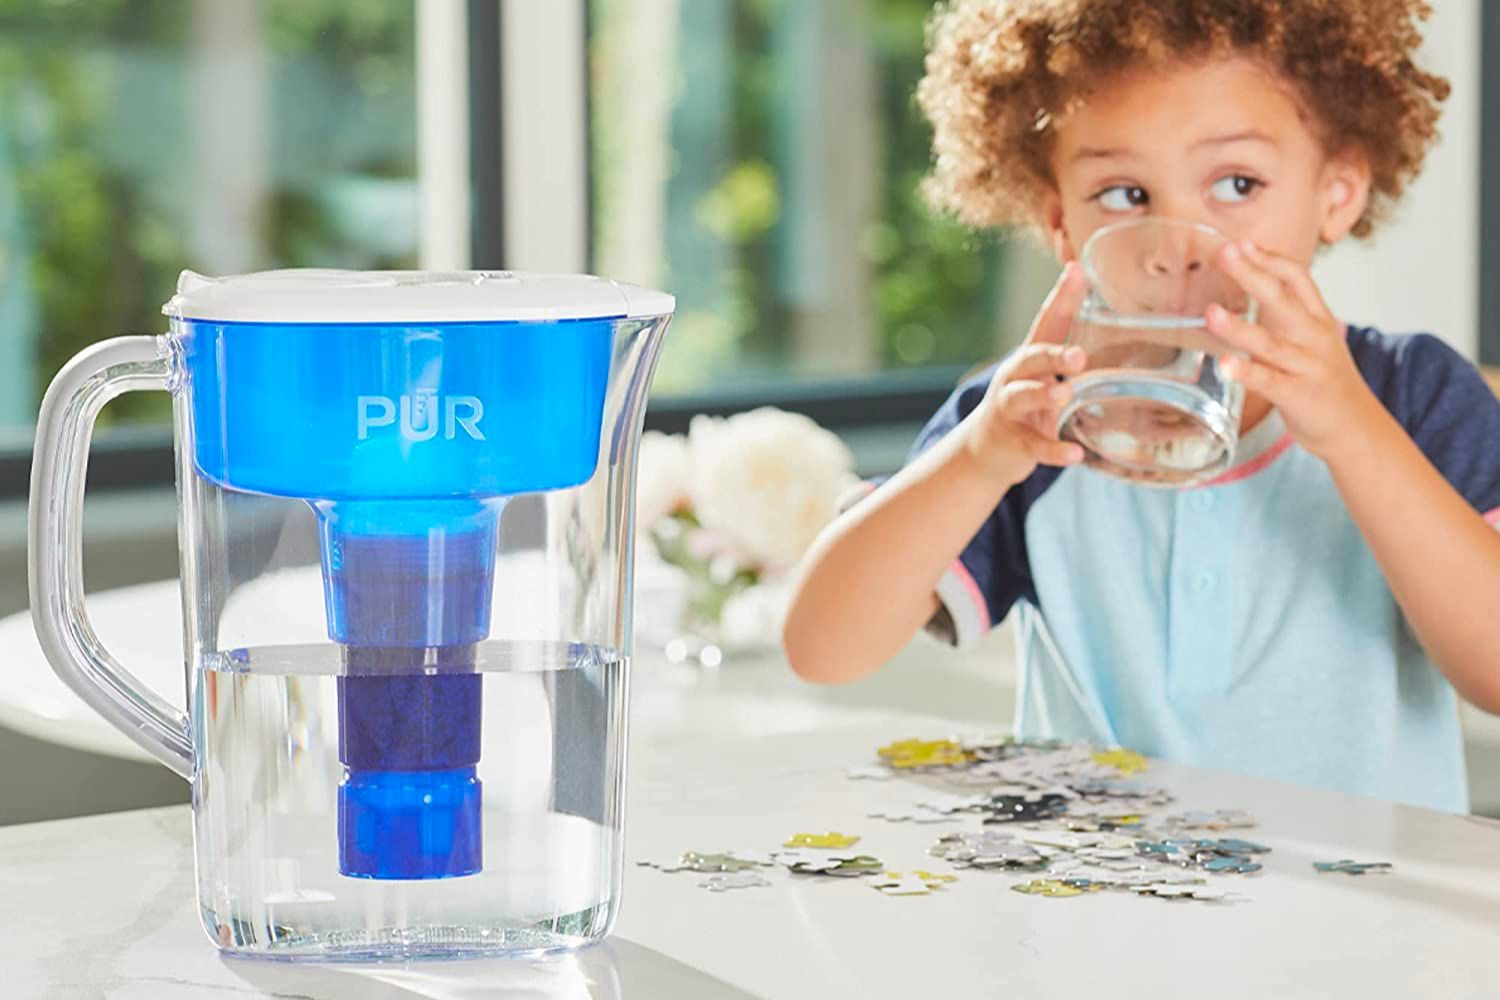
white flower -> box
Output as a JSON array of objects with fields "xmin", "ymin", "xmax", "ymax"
[
  {"xmin": 687, "ymin": 407, "xmax": 857, "ymax": 573},
  {"xmin": 634, "ymin": 430, "xmax": 691, "ymax": 529},
  {"xmin": 718, "ymin": 578, "xmax": 793, "ymax": 650}
]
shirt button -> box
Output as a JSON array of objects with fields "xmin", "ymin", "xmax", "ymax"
[{"xmin": 1192, "ymin": 572, "xmax": 1217, "ymax": 594}]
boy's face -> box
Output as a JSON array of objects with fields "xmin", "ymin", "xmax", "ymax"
[{"xmin": 1044, "ymin": 58, "xmax": 1372, "ymax": 267}]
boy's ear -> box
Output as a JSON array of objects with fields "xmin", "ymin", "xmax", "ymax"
[
  {"xmin": 1041, "ymin": 191, "xmax": 1078, "ymax": 263},
  {"xmin": 1318, "ymin": 151, "xmax": 1373, "ymax": 243}
]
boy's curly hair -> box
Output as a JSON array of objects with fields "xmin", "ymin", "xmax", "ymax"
[{"xmin": 916, "ymin": 0, "xmax": 1450, "ymax": 238}]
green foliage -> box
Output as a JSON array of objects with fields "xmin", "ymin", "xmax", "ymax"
[
  {"xmin": 651, "ymin": 510, "xmax": 759, "ymax": 629},
  {"xmin": 862, "ymin": 1, "xmax": 1001, "ymax": 369},
  {"xmin": 0, "ymin": 0, "xmax": 416, "ymax": 425},
  {"xmin": 591, "ymin": 0, "xmax": 1002, "ymax": 390},
  {"xmin": 696, "ymin": 160, "xmax": 780, "ymax": 243}
]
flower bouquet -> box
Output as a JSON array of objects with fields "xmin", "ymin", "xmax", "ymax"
[{"xmin": 633, "ymin": 406, "xmax": 857, "ymax": 666}]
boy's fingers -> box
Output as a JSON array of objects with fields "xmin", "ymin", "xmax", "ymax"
[
  {"xmin": 1206, "ymin": 306, "xmax": 1303, "ymax": 373},
  {"xmin": 1024, "ymin": 262, "xmax": 1088, "ymax": 346},
  {"xmin": 1004, "ymin": 344, "xmax": 1088, "ymax": 382},
  {"xmin": 1240, "ymin": 241, "xmax": 1332, "ymax": 321},
  {"xmin": 1219, "ymin": 354, "xmax": 1285, "ymax": 400},
  {"xmin": 996, "ymin": 379, "xmax": 1070, "ymax": 423},
  {"xmin": 1215, "ymin": 243, "xmax": 1310, "ymax": 337},
  {"xmin": 1021, "ymin": 429, "xmax": 1085, "ymax": 467}
]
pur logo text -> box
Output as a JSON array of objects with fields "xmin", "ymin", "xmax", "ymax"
[{"xmin": 356, "ymin": 394, "xmax": 486, "ymax": 442}]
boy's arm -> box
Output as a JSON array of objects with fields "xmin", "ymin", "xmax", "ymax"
[
  {"xmin": 1208, "ymin": 241, "xmax": 1500, "ymax": 712},
  {"xmin": 781, "ymin": 424, "xmax": 1013, "ymax": 683},
  {"xmin": 783, "ymin": 266, "xmax": 1088, "ymax": 683},
  {"xmin": 1321, "ymin": 406, "xmax": 1500, "ymax": 712}
]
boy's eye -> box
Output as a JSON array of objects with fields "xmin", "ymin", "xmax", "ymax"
[
  {"xmin": 1095, "ymin": 185, "xmax": 1149, "ymax": 211},
  {"xmin": 1210, "ymin": 175, "xmax": 1263, "ymax": 203}
]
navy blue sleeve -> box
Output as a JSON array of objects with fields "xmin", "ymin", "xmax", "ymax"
[
  {"xmin": 903, "ymin": 363, "xmax": 1059, "ymax": 642},
  {"xmin": 1351, "ymin": 327, "xmax": 1500, "ymax": 519}
]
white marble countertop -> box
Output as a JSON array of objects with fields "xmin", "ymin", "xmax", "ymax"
[
  {"xmin": 5, "ymin": 576, "xmax": 1500, "ymax": 996},
  {"xmin": 4, "ymin": 718, "xmax": 1500, "ymax": 998}
]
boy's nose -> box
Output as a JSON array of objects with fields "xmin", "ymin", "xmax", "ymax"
[{"xmin": 1142, "ymin": 232, "xmax": 1206, "ymax": 277}]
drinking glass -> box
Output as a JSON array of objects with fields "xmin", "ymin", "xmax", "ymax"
[{"xmin": 1057, "ymin": 217, "xmax": 1255, "ymax": 487}]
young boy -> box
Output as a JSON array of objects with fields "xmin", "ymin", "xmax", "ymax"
[{"xmin": 783, "ymin": 0, "xmax": 1500, "ymax": 812}]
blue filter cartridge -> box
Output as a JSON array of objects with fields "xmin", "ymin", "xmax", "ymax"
[
  {"xmin": 336, "ymin": 650, "xmax": 484, "ymax": 879},
  {"xmin": 318, "ymin": 500, "xmax": 498, "ymax": 879}
]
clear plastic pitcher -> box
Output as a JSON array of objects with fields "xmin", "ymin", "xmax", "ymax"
[{"xmin": 28, "ymin": 270, "xmax": 673, "ymax": 960}]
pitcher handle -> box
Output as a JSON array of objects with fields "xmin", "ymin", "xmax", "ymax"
[{"xmin": 28, "ymin": 335, "xmax": 192, "ymax": 779}]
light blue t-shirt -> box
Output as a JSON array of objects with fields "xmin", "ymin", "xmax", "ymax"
[{"xmin": 907, "ymin": 327, "xmax": 1500, "ymax": 813}]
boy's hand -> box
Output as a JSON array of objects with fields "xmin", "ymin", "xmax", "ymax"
[
  {"xmin": 1206, "ymin": 240, "xmax": 1384, "ymax": 462},
  {"xmin": 965, "ymin": 263, "xmax": 1089, "ymax": 484}
]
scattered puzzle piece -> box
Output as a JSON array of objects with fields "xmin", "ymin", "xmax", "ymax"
[
  {"xmin": 781, "ymin": 852, "xmax": 885, "ymax": 877},
  {"xmin": 1210, "ymin": 838, "xmax": 1270, "ymax": 855},
  {"xmin": 1093, "ymin": 859, "xmax": 1157, "ymax": 873},
  {"xmin": 981, "ymin": 791, "xmax": 1070, "ymax": 824},
  {"xmin": 867, "ymin": 806, "xmax": 957, "ymax": 824},
  {"xmin": 1062, "ymin": 814, "xmax": 1145, "ymax": 833},
  {"xmin": 870, "ymin": 876, "xmax": 935, "ymax": 896},
  {"xmin": 1091, "ymin": 748, "xmax": 1149, "ymax": 775},
  {"xmin": 1132, "ymin": 882, "xmax": 1229, "ymax": 901},
  {"xmin": 681, "ymin": 852, "xmax": 763, "ymax": 873},
  {"xmin": 931, "ymin": 831, "xmax": 1052, "ymax": 870},
  {"xmin": 722, "ymin": 848, "xmax": 777, "ymax": 866},
  {"xmin": 784, "ymin": 832, "xmax": 861, "ymax": 849},
  {"xmin": 1169, "ymin": 810, "xmax": 1257, "ymax": 831},
  {"xmin": 1023, "ymin": 831, "xmax": 1103, "ymax": 851},
  {"xmin": 1012, "ymin": 879, "xmax": 1088, "ymax": 898},
  {"xmin": 877, "ymin": 738, "xmax": 974, "ymax": 770},
  {"xmin": 869, "ymin": 870, "xmax": 958, "ymax": 896},
  {"xmin": 916, "ymin": 792, "xmax": 987, "ymax": 815},
  {"xmin": 1135, "ymin": 840, "xmax": 1182, "ymax": 858},
  {"xmin": 689, "ymin": 853, "xmax": 753, "ymax": 873},
  {"xmin": 1072, "ymin": 776, "xmax": 1170, "ymax": 802},
  {"xmin": 1314, "ymin": 860, "xmax": 1393, "ymax": 875},
  {"xmin": 1046, "ymin": 865, "xmax": 1206, "ymax": 888},
  {"xmin": 699, "ymin": 871, "xmax": 771, "ymax": 892},
  {"xmin": 638, "ymin": 849, "xmax": 772, "ymax": 873}
]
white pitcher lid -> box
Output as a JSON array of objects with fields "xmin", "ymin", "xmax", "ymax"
[{"xmin": 164, "ymin": 269, "xmax": 675, "ymax": 324}]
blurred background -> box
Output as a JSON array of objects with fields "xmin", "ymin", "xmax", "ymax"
[{"xmin": 0, "ymin": 0, "xmax": 1496, "ymax": 823}]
